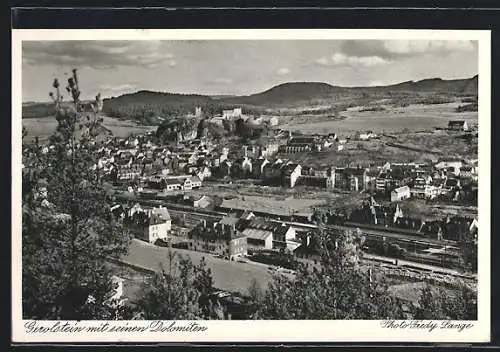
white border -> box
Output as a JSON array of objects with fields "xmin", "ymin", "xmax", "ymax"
[{"xmin": 12, "ymin": 29, "xmax": 491, "ymax": 343}]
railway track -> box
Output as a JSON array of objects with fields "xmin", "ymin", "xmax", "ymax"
[{"xmin": 118, "ymin": 193, "xmax": 457, "ymax": 250}]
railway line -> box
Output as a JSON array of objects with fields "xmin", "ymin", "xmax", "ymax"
[
  {"xmin": 115, "ymin": 192, "xmax": 472, "ymax": 276},
  {"xmin": 117, "ymin": 192, "xmax": 457, "ymax": 249}
]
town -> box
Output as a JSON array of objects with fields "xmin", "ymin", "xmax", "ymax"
[
  {"xmin": 26, "ymin": 102, "xmax": 478, "ymax": 319},
  {"xmin": 20, "ymin": 37, "xmax": 481, "ymax": 322}
]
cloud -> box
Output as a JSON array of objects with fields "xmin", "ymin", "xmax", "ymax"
[
  {"xmin": 340, "ymin": 40, "xmax": 476, "ymax": 60},
  {"xmin": 167, "ymin": 59, "xmax": 177, "ymax": 68},
  {"xmin": 207, "ymin": 77, "xmax": 234, "ymax": 85},
  {"xmin": 22, "ymin": 41, "xmax": 176, "ymax": 69},
  {"xmin": 313, "ymin": 39, "xmax": 475, "ymax": 68},
  {"xmin": 315, "ymin": 57, "xmax": 330, "ymax": 66},
  {"xmin": 315, "ymin": 53, "xmax": 390, "ymax": 68},
  {"xmin": 276, "ymin": 68, "xmax": 290, "ymax": 76},
  {"xmin": 99, "ymin": 83, "xmax": 136, "ymax": 93},
  {"xmin": 332, "ymin": 53, "xmax": 389, "ymax": 67}
]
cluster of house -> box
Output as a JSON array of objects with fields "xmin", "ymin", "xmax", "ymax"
[
  {"xmin": 111, "ymin": 199, "xmax": 304, "ymax": 254},
  {"xmin": 375, "ymin": 159, "xmax": 477, "ymax": 201},
  {"xmin": 103, "ymin": 136, "xmax": 217, "ymax": 183},
  {"xmin": 330, "ymin": 197, "xmax": 478, "ymax": 242},
  {"xmin": 277, "ymin": 133, "xmax": 342, "ymax": 153},
  {"xmin": 83, "ymin": 125, "xmax": 287, "ymax": 188},
  {"xmin": 187, "ymin": 211, "xmax": 303, "ymax": 260},
  {"xmin": 214, "ymin": 155, "xmax": 477, "ymax": 202}
]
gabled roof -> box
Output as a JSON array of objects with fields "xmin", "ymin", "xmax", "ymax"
[
  {"xmin": 149, "ymin": 213, "xmax": 167, "ymax": 226},
  {"xmin": 282, "ymin": 163, "xmax": 301, "ymax": 175},
  {"xmin": 392, "ymin": 185, "xmax": 410, "ymax": 193},
  {"xmin": 242, "ymin": 228, "xmax": 273, "ymax": 241},
  {"xmin": 191, "ymin": 176, "xmax": 202, "ymax": 183},
  {"xmin": 151, "ymin": 207, "xmax": 171, "ymax": 221},
  {"xmin": 253, "ymin": 158, "xmax": 268, "ymax": 167},
  {"xmin": 220, "ymin": 216, "xmax": 239, "ymax": 227},
  {"xmin": 164, "ymin": 178, "xmax": 182, "ymax": 186},
  {"xmin": 395, "ymin": 217, "xmax": 423, "ymax": 230},
  {"xmin": 420, "ymin": 220, "xmax": 442, "ymax": 234}
]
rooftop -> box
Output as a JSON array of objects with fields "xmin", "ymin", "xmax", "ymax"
[
  {"xmin": 242, "ymin": 228, "xmax": 273, "ymax": 241},
  {"xmin": 220, "ymin": 216, "xmax": 240, "ymax": 227}
]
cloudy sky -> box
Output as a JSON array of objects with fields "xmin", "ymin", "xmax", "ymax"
[{"xmin": 22, "ymin": 40, "xmax": 478, "ymax": 102}]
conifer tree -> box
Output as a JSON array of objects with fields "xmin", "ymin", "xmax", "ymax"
[
  {"xmin": 261, "ymin": 225, "xmax": 405, "ymax": 319},
  {"xmin": 22, "ymin": 69, "xmax": 132, "ymax": 319},
  {"xmin": 134, "ymin": 253, "xmax": 218, "ymax": 319}
]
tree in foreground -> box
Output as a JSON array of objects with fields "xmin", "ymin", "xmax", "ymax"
[
  {"xmin": 22, "ymin": 69, "xmax": 132, "ymax": 319},
  {"xmin": 260, "ymin": 227, "xmax": 405, "ymax": 320},
  {"xmin": 134, "ymin": 251, "xmax": 223, "ymax": 320},
  {"xmin": 416, "ymin": 282, "xmax": 477, "ymax": 320}
]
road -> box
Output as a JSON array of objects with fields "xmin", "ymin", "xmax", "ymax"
[{"xmin": 121, "ymin": 239, "xmax": 274, "ymax": 295}]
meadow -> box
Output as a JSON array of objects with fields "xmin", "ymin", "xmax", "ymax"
[{"xmin": 279, "ymin": 102, "xmax": 478, "ymax": 134}]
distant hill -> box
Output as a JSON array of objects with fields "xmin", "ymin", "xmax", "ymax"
[
  {"xmin": 226, "ymin": 76, "xmax": 478, "ymax": 107},
  {"xmin": 371, "ymin": 76, "xmax": 478, "ymax": 93},
  {"xmin": 225, "ymin": 82, "xmax": 347, "ymax": 106},
  {"xmin": 462, "ymin": 74, "xmax": 479, "ymax": 95},
  {"xmin": 104, "ymin": 90, "xmax": 212, "ymax": 105},
  {"xmin": 24, "ymin": 75, "xmax": 478, "ymax": 120},
  {"xmin": 22, "ymin": 102, "xmax": 55, "ymax": 119},
  {"xmin": 101, "ymin": 91, "xmax": 214, "ymax": 124}
]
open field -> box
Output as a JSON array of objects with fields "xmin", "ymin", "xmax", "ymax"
[
  {"xmin": 279, "ymin": 130, "xmax": 477, "ymax": 168},
  {"xmin": 22, "ymin": 114, "xmax": 157, "ymax": 142},
  {"xmin": 399, "ymin": 198, "xmax": 478, "ymax": 219},
  {"xmin": 392, "ymin": 130, "xmax": 478, "ymax": 159},
  {"xmin": 121, "ymin": 239, "xmax": 274, "ymax": 296},
  {"xmin": 219, "ymin": 194, "xmax": 324, "ymax": 217},
  {"xmin": 191, "ymin": 181, "xmax": 368, "ymax": 213},
  {"xmin": 279, "ymin": 102, "xmax": 478, "ymax": 134}
]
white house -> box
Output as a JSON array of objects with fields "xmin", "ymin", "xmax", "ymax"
[
  {"xmin": 195, "ymin": 166, "xmax": 212, "ymax": 181},
  {"xmin": 268, "ymin": 116, "xmax": 279, "ymax": 126},
  {"xmin": 146, "ymin": 215, "xmax": 170, "ymax": 243},
  {"xmin": 240, "ymin": 157, "xmax": 253, "ymax": 175},
  {"xmin": 222, "ymin": 108, "xmax": 242, "ymax": 120},
  {"xmin": 359, "ymin": 132, "xmax": 377, "ymax": 141},
  {"xmin": 128, "ymin": 206, "xmax": 171, "ymax": 244},
  {"xmin": 411, "ymin": 184, "xmax": 439, "ymax": 200},
  {"xmin": 195, "ymin": 106, "xmax": 202, "ymax": 118},
  {"xmin": 190, "ymin": 176, "xmax": 202, "ymax": 188},
  {"xmin": 435, "ymin": 159, "xmax": 463, "ymax": 176},
  {"xmin": 282, "ymin": 163, "xmax": 302, "ymax": 188},
  {"xmin": 391, "ymin": 186, "xmax": 411, "ymax": 202}
]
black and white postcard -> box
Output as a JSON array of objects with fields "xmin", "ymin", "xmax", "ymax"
[{"xmin": 12, "ymin": 29, "xmax": 491, "ymax": 343}]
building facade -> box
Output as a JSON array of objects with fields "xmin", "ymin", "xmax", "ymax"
[{"xmin": 188, "ymin": 220, "xmax": 248, "ymax": 260}]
